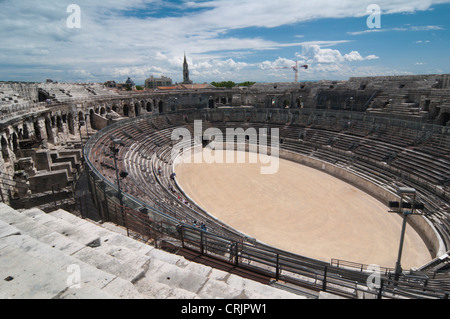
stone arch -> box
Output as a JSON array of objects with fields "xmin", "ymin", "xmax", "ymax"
[
  {"xmin": 11, "ymin": 132, "xmax": 18, "ymax": 154},
  {"xmin": 123, "ymin": 104, "xmax": 130, "ymax": 117},
  {"xmin": 100, "ymin": 107, "xmax": 106, "ymax": 116},
  {"xmin": 89, "ymin": 109, "xmax": 95, "ymax": 129},
  {"xmin": 134, "ymin": 102, "xmax": 141, "ymax": 117},
  {"xmin": 33, "ymin": 120, "xmax": 42, "ymax": 141},
  {"xmin": 67, "ymin": 113, "xmax": 75, "ymax": 135},
  {"xmin": 56, "ymin": 115, "xmax": 63, "ymax": 133},
  {"xmin": 1, "ymin": 136, "xmax": 10, "ymax": 162},
  {"xmin": 146, "ymin": 101, "xmax": 153, "ymax": 112},
  {"xmin": 45, "ymin": 116, "xmax": 54, "ymax": 142},
  {"xmin": 23, "ymin": 123, "xmax": 30, "ymax": 140},
  {"xmin": 15, "ymin": 126, "xmax": 22, "ymax": 140},
  {"xmin": 208, "ymin": 98, "xmax": 215, "ymax": 109},
  {"xmin": 158, "ymin": 101, "xmax": 164, "ymax": 113}
]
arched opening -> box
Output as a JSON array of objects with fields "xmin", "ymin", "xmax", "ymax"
[
  {"xmin": 23, "ymin": 124, "xmax": 29, "ymax": 140},
  {"xmin": 1, "ymin": 137, "xmax": 10, "ymax": 162},
  {"xmin": 15, "ymin": 126, "xmax": 22, "ymax": 140},
  {"xmin": 134, "ymin": 102, "xmax": 141, "ymax": 117},
  {"xmin": 45, "ymin": 117, "xmax": 53, "ymax": 141},
  {"xmin": 423, "ymin": 100, "xmax": 431, "ymax": 112},
  {"xmin": 100, "ymin": 107, "xmax": 106, "ymax": 116},
  {"xmin": 33, "ymin": 121, "xmax": 42, "ymax": 141},
  {"xmin": 89, "ymin": 109, "xmax": 95, "ymax": 129},
  {"xmin": 56, "ymin": 116, "xmax": 63, "ymax": 133},
  {"xmin": 67, "ymin": 113, "xmax": 75, "ymax": 135},
  {"xmin": 146, "ymin": 102, "xmax": 152, "ymax": 112},
  {"xmin": 112, "ymin": 105, "xmax": 118, "ymax": 113},
  {"xmin": 123, "ymin": 104, "xmax": 130, "ymax": 117},
  {"xmin": 158, "ymin": 101, "xmax": 164, "ymax": 113},
  {"xmin": 12, "ymin": 133, "xmax": 18, "ymax": 154}
]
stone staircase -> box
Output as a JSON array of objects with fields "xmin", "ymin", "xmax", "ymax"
[{"xmin": 0, "ymin": 204, "xmax": 301, "ymax": 299}]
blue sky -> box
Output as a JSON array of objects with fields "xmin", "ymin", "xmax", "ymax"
[{"xmin": 0, "ymin": 0, "xmax": 449, "ymax": 84}]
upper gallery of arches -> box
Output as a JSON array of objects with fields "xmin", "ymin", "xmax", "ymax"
[{"xmin": 1, "ymin": 74, "xmax": 450, "ymax": 127}]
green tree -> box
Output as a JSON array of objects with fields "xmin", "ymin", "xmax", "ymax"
[
  {"xmin": 237, "ymin": 81, "xmax": 256, "ymax": 87},
  {"xmin": 210, "ymin": 81, "xmax": 236, "ymax": 88}
]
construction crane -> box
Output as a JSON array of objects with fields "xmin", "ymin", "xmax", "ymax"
[{"xmin": 275, "ymin": 61, "xmax": 308, "ymax": 83}]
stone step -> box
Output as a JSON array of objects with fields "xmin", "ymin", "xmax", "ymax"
[
  {"xmin": 0, "ymin": 205, "xmax": 191, "ymax": 299},
  {"xmin": 0, "ymin": 233, "xmax": 121, "ymax": 299},
  {"xmin": 0, "ymin": 203, "xmax": 302, "ymax": 299}
]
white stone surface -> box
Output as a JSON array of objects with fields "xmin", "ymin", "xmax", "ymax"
[{"xmin": 0, "ymin": 203, "xmax": 304, "ymax": 299}]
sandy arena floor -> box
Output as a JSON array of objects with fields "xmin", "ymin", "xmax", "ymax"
[{"xmin": 174, "ymin": 149, "xmax": 432, "ymax": 269}]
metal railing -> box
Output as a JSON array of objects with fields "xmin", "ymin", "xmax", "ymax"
[{"xmin": 83, "ymin": 195, "xmax": 449, "ymax": 299}]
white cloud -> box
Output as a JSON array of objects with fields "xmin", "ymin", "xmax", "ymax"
[
  {"xmin": 296, "ymin": 45, "xmax": 379, "ymax": 64},
  {"xmin": 259, "ymin": 57, "xmax": 297, "ymax": 70},
  {"xmin": 365, "ymin": 55, "xmax": 380, "ymax": 60},
  {"xmin": 348, "ymin": 25, "xmax": 444, "ymax": 35},
  {"xmin": 0, "ymin": 0, "xmax": 447, "ymax": 82}
]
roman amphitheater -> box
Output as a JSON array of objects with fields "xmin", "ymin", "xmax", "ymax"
[{"xmin": 0, "ymin": 75, "xmax": 449, "ymax": 299}]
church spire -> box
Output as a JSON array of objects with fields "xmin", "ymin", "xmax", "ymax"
[{"xmin": 183, "ymin": 53, "xmax": 193, "ymax": 84}]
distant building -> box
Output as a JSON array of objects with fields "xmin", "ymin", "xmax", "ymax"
[
  {"xmin": 104, "ymin": 81, "xmax": 116, "ymax": 88},
  {"xmin": 145, "ymin": 75, "xmax": 173, "ymax": 90},
  {"xmin": 116, "ymin": 77, "xmax": 136, "ymax": 91},
  {"xmin": 125, "ymin": 77, "xmax": 135, "ymax": 87}
]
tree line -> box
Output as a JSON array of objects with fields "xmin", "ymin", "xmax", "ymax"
[{"xmin": 210, "ymin": 81, "xmax": 256, "ymax": 88}]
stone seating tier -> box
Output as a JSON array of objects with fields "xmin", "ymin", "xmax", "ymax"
[{"xmin": 0, "ymin": 203, "xmax": 301, "ymax": 299}]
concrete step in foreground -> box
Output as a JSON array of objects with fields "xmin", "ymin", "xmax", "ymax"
[{"xmin": 0, "ymin": 203, "xmax": 302, "ymax": 299}]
